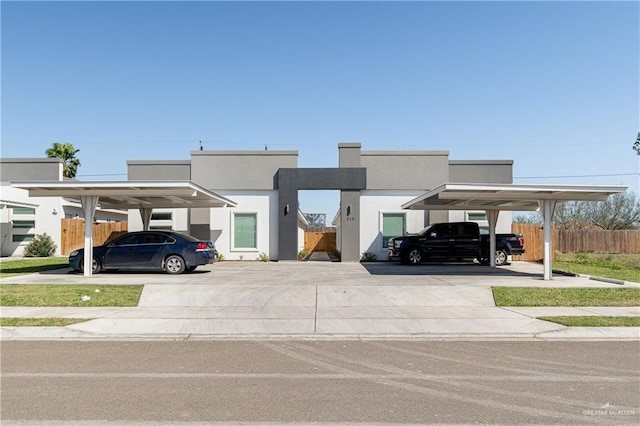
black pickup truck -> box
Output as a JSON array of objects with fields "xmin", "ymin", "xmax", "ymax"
[{"xmin": 387, "ymin": 221, "xmax": 525, "ymax": 266}]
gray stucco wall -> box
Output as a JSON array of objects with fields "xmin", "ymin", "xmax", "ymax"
[
  {"xmin": 338, "ymin": 143, "xmax": 362, "ymax": 167},
  {"xmin": 449, "ymin": 160, "xmax": 513, "ymax": 183},
  {"xmin": 191, "ymin": 151, "xmax": 298, "ymax": 190},
  {"xmin": 276, "ymin": 168, "xmax": 366, "ymax": 261},
  {"xmin": 127, "ymin": 160, "xmax": 192, "ymax": 181},
  {"xmin": 1, "ymin": 158, "xmax": 63, "ymax": 181},
  {"xmin": 362, "ymin": 151, "xmax": 450, "ymax": 190}
]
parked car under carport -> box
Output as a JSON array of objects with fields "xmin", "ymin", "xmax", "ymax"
[{"xmin": 69, "ymin": 231, "xmax": 218, "ymax": 274}]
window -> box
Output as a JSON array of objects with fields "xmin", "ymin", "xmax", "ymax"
[
  {"xmin": 112, "ymin": 234, "xmax": 141, "ymax": 246},
  {"xmin": 233, "ymin": 213, "xmax": 257, "ymax": 249},
  {"xmin": 151, "ymin": 212, "xmax": 172, "ymax": 221},
  {"xmin": 149, "ymin": 225, "xmax": 172, "ymax": 231},
  {"xmin": 468, "ymin": 212, "xmax": 487, "ymax": 221},
  {"xmin": 382, "ymin": 213, "xmax": 405, "ymax": 247},
  {"xmin": 12, "ymin": 220, "xmax": 35, "ymax": 229},
  {"xmin": 13, "ymin": 207, "xmax": 36, "ymax": 215},
  {"xmin": 11, "ymin": 209, "xmax": 36, "ymax": 243}
]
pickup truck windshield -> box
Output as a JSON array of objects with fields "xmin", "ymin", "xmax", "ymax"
[{"xmin": 418, "ymin": 225, "xmax": 434, "ymax": 235}]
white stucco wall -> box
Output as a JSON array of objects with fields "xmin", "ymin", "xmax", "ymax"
[
  {"xmin": 127, "ymin": 208, "xmax": 189, "ymax": 232},
  {"xmin": 125, "ymin": 191, "xmax": 287, "ymax": 260},
  {"xmin": 211, "ymin": 190, "xmax": 278, "ymax": 261},
  {"xmin": 360, "ymin": 191, "xmax": 428, "ymax": 261},
  {"xmin": 448, "ymin": 210, "xmax": 513, "ymax": 233},
  {"xmin": 298, "ymin": 226, "xmax": 305, "ymax": 252},
  {"xmin": 359, "ymin": 191, "xmax": 515, "ymax": 261}
]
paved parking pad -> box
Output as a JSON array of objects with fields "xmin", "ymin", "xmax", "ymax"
[
  {"xmin": 139, "ymin": 284, "xmax": 317, "ymax": 307},
  {"xmin": 2, "ymin": 261, "xmax": 639, "ymax": 339}
]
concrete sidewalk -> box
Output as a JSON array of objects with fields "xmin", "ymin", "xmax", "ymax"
[{"xmin": 1, "ymin": 261, "xmax": 639, "ymax": 340}]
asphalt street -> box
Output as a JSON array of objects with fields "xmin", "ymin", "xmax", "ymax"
[{"xmin": 2, "ymin": 340, "xmax": 639, "ymax": 425}]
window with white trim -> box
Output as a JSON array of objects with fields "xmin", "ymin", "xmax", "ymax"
[
  {"xmin": 11, "ymin": 208, "xmax": 36, "ymax": 243},
  {"xmin": 382, "ymin": 213, "xmax": 405, "ymax": 248},
  {"xmin": 150, "ymin": 211, "xmax": 173, "ymax": 231},
  {"xmin": 233, "ymin": 213, "xmax": 257, "ymax": 250},
  {"xmin": 151, "ymin": 212, "xmax": 172, "ymax": 221},
  {"xmin": 467, "ymin": 212, "xmax": 487, "ymax": 221}
]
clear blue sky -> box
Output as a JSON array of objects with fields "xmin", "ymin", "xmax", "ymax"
[{"xmin": 2, "ymin": 0, "xmax": 638, "ymax": 215}]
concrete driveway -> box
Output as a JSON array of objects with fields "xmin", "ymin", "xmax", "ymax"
[{"xmin": 2, "ymin": 261, "xmax": 639, "ymax": 339}]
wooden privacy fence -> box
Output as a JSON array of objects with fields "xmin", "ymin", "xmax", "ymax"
[
  {"xmin": 61, "ymin": 219, "xmax": 128, "ymax": 255},
  {"xmin": 511, "ymin": 224, "xmax": 640, "ymax": 261},
  {"xmin": 304, "ymin": 230, "xmax": 337, "ymax": 252}
]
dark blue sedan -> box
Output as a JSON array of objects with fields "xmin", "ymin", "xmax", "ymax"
[{"xmin": 69, "ymin": 231, "xmax": 218, "ymax": 274}]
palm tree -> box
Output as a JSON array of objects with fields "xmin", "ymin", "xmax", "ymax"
[{"xmin": 46, "ymin": 142, "xmax": 81, "ymax": 178}]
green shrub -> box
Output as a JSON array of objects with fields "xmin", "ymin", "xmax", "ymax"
[
  {"xmin": 259, "ymin": 252, "xmax": 269, "ymax": 262},
  {"xmin": 23, "ymin": 233, "xmax": 57, "ymax": 257},
  {"xmin": 298, "ymin": 249, "xmax": 310, "ymax": 261},
  {"xmin": 217, "ymin": 253, "xmax": 225, "ymax": 262},
  {"xmin": 360, "ymin": 251, "xmax": 377, "ymax": 262}
]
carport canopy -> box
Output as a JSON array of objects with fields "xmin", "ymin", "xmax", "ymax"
[
  {"xmin": 401, "ymin": 183, "xmax": 628, "ymax": 280},
  {"xmin": 11, "ymin": 181, "xmax": 237, "ymax": 277},
  {"xmin": 0, "ymin": 199, "xmax": 39, "ymax": 209}
]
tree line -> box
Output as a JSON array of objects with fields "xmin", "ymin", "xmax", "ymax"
[{"xmin": 515, "ymin": 192, "xmax": 640, "ymax": 230}]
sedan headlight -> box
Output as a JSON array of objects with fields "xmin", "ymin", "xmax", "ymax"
[
  {"xmin": 69, "ymin": 250, "xmax": 79, "ymax": 257},
  {"xmin": 394, "ymin": 240, "xmax": 404, "ymax": 249}
]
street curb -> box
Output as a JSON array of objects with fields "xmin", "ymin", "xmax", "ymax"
[
  {"xmin": 589, "ymin": 276, "xmax": 626, "ymax": 285},
  {"xmin": 3, "ymin": 327, "xmax": 639, "ymax": 342}
]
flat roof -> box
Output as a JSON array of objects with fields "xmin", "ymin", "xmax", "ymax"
[
  {"xmin": 11, "ymin": 181, "xmax": 237, "ymax": 210},
  {"xmin": 402, "ymin": 183, "xmax": 628, "ymax": 211}
]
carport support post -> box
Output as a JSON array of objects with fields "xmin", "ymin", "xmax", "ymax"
[
  {"xmin": 81, "ymin": 196, "xmax": 99, "ymax": 277},
  {"xmin": 139, "ymin": 207, "xmax": 152, "ymax": 231},
  {"xmin": 539, "ymin": 200, "xmax": 557, "ymax": 280},
  {"xmin": 485, "ymin": 210, "xmax": 499, "ymax": 267}
]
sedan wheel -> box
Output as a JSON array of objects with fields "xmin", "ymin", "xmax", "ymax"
[
  {"xmin": 407, "ymin": 248, "xmax": 422, "ymax": 265},
  {"xmin": 165, "ymin": 255, "xmax": 186, "ymax": 274},
  {"xmin": 80, "ymin": 258, "xmax": 102, "ymax": 274}
]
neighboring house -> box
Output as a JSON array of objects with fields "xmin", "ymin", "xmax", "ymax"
[
  {"xmin": 126, "ymin": 144, "xmax": 514, "ymax": 261},
  {"xmin": 0, "ymin": 158, "xmax": 127, "ymax": 257}
]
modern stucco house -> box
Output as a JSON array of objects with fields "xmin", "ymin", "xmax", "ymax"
[
  {"xmin": 127, "ymin": 143, "xmax": 514, "ymax": 261},
  {"xmin": 0, "ymin": 158, "xmax": 127, "ymax": 257}
]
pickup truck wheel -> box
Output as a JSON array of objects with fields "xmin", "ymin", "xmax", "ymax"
[
  {"xmin": 405, "ymin": 248, "xmax": 423, "ymax": 265},
  {"xmin": 495, "ymin": 249, "xmax": 508, "ymax": 266}
]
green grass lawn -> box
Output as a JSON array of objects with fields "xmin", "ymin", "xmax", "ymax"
[
  {"xmin": 0, "ymin": 257, "xmax": 69, "ymax": 278},
  {"xmin": 0, "ymin": 317, "xmax": 90, "ymax": 327},
  {"xmin": 553, "ymin": 253, "xmax": 640, "ymax": 283},
  {"xmin": 0, "ymin": 285, "xmax": 143, "ymax": 307},
  {"xmin": 538, "ymin": 316, "xmax": 640, "ymax": 327},
  {"xmin": 493, "ymin": 287, "xmax": 640, "ymax": 307}
]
